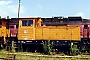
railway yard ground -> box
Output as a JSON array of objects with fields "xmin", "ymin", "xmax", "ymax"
[{"xmin": 0, "ymin": 49, "xmax": 90, "ymax": 60}]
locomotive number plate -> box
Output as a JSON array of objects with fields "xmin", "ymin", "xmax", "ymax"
[{"xmin": 24, "ymin": 30, "xmax": 28, "ymax": 33}]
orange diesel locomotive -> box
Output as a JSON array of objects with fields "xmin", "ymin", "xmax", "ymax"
[{"xmin": 13, "ymin": 17, "xmax": 80, "ymax": 53}]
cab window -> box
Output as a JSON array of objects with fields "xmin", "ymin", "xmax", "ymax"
[
  {"xmin": 0, "ymin": 21, "xmax": 2, "ymax": 28},
  {"xmin": 22, "ymin": 20, "xmax": 27, "ymax": 26},
  {"xmin": 22, "ymin": 20, "xmax": 33, "ymax": 26},
  {"xmin": 28, "ymin": 20, "xmax": 33, "ymax": 26}
]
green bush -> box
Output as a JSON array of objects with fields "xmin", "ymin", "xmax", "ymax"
[
  {"xmin": 70, "ymin": 44, "xmax": 79, "ymax": 55},
  {"xmin": 42, "ymin": 40, "xmax": 53, "ymax": 55}
]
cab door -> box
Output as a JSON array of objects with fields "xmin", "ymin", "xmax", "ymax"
[{"xmin": 18, "ymin": 19, "xmax": 35, "ymax": 40}]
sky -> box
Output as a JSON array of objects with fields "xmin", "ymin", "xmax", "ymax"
[{"xmin": 0, "ymin": 0, "xmax": 90, "ymax": 19}]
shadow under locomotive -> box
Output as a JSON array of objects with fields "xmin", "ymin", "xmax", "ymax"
[{"xmin": 15, "ymin": 40, "xmax": 79, "ymax": 55}]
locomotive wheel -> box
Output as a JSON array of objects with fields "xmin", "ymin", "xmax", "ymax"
[{"xmin": 17, "ymin": 41, "xmax": 23, "ymax": 52}]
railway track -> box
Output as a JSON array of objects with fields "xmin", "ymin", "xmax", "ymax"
[
  {"xmin": 0, "ymin": 52, "xmax": 90, "ymax": 60},
  {"xmin": 6, "ymin": 53, "xmax": 90, "ymax": 58}
]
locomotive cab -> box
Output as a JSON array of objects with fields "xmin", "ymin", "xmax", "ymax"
[{"xmin": 18, "ymin": 17, "xmax": 41, "ymax": 40}]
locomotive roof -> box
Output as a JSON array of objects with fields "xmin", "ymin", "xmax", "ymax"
[
  {"xmin": 11, "ymin": 17, "xmax": 90, "ymax": 25},
  {"xmin": 11, "ymin": 17, "xmax": 41, "ymax": 19}
]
